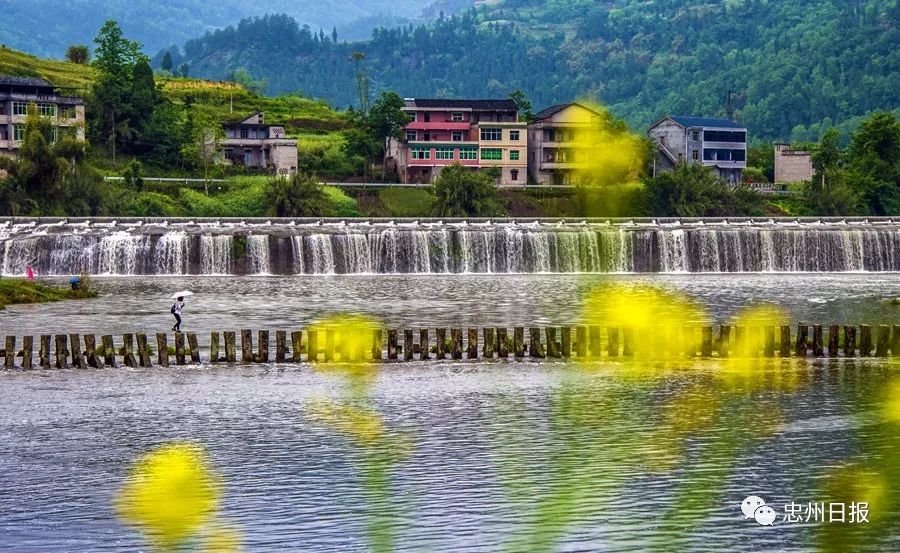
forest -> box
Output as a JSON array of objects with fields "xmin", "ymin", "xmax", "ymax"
[{"xmin": 164, "ymin": 0, "xmax": 900, "ymax": 142}]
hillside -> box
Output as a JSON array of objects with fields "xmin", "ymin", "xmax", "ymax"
[
  {"xmin": 165, "ymin": 0, "xmax": 900, "ymax": 141},
  {"xmin": 0, "ymin": 0, "xmax": 474, "ymax": 58}
]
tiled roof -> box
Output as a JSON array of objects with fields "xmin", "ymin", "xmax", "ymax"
[
  {"xmin": 532, "ymin": 102, "xmax": 600, "ymax": 121},
  {"xmin": 669, "ymin": 116, "xmax": 744, "ymax": 129},
  {"xmin": 409, "ymin": 98, "xmax": 518, "ymax": 110},
  {"xmin": 0, "ymin": 75, "xmax": 53, "ymax": 87}
]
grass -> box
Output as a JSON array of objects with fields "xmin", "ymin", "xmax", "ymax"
[
  {"xmin": 377, "ymin": 188, "xmax": 435, "ymax": 217},
  {"xmin": 0, "ymin": 45, "xmax": 94, "ymax": 90},
  {"xmin": 0, "ymin": 278, "xmax": 97, "ymax": 310}
]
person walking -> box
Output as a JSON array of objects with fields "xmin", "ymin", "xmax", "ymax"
[{"xmin": 171, "ymin": 296, "xmax": 185, "ymax": 332}]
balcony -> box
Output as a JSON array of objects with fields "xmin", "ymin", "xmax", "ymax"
[{"xmin": 406, "ymin": 121, "xmax": 472, "ymax": 131}]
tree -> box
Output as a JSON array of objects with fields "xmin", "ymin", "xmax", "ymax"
[
  {"xmin": 350, "ymin": 52, "xmax": 370, "ymax": 114},
  {"xmin": 66, "ymin": 45, "xmax": 89, "ymax": 64},
  {"xmin": 129, "ymin": 59, "xmax": 160, "ymax": 140},
  {"xmin": 508, "ymin": 89, "xmax": 533, "ymax": 122},
  {"xmin": 232, "ymin": 68, "xmax": 268, "ymax": 95},
  {"xmin": 812, "ymin": 128, "xmax": 841, "ymax": 188},
  {"xmin": 846, "ymin": 111, "xmax": 900, "ymax": 214},
  {"xmin": 431, "ymin": 163, "xmax": 505, "ymax": 217},
  {"xmin": 122, "ymin": 159, "xmax": 144, "ymax": 192},
  {"xmin": 332, "ymin": 27, "xmax": 338, "ymax": 44},
  {"xmin": 643, "ymin": 163, "xmax": 762, "ymax": 217},
  {"xmin": 161, "ymin": 51, "xmax": 173, "ymax": 72},
  {"xmin": 180, "ymin": 108, "xmax": 223, "ymax": 190},
  {"xmin": 366, "ymin": 91, "xmax": 412, "ymax": 180},
  {"xmin": 267, "ymin": 173, "xmax": 330, "ymax": 216}
]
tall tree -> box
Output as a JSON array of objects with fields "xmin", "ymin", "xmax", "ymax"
[
  {"xmin": 431, "ymin": 163, "xmax": 505, "ymax": 217},
  {"xmin": 161, "ymin": 51, "xmax": 173, "ymax": 72},
  {"xmin": 508, "ymin": 90, "xmax": 533, "ymax": 122},
  {"xmin": 367, "ymin": 92, "xmax": 412, "ymax": 180},
  {"xmin": 65, "ymin": 45, "xmax": 89, "ymax": 64}
]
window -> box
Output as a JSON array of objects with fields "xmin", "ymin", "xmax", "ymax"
[
  {"xmin": 692, "ymin": 150, "xmax": 699, "ymax": 161},
  {"xmin": 480, "ymin": 127, "xmax": 502, "ymax": 141},
  {"xmin": 703, "ymin": 130, "xmax": 746, "ymax": 143},
  {"xmin": 511, "ymin": 169, "xmax": 519, "ymax": 181},
  {"xmin": 411, "ymin": 148, "xmax": 430, "ymax": 160},
  {"xmin": 451, "ymin": 112, "xmax": 463, "ymax": 122},
  {"xmin": 480, "ymin": 148, "xmax": 502, "ymax": 160},
  {"xmin": 0, "ymin": 104, "xmax": 5, "ymax": 115},
  {"xmin": 691, "ymin": 130, "xmax": 699, "ymax": 141},
  {"xmin": 509, "ymin": 130, "xmax": 520, "ymax": 141},
  {"xmin": 452, "ymin": 131, "xmax": 463, "ymax": 142},
  {"xmin": 423, "ymin": 112, "xmax": 431, "ymax": 123},
  {"xmin": 240, "ymin": 128, "xmax": 248, "ymax": 139},
  {"xmin": 423, "ymin": 132, "xmax": 431, "ymax": 141},
  {"xmin": 509, "ymin": 150, "xmax": 520, "ymax": 161},
  {"xmin": 13, "ymin": 124, "xmax": 25, "ymax": 141},
  {"xmin": 435, "ymin": 147, "xmax": 454, "ymax": 160},
  {"xmin": 459, "ymin": 147, "xmax": 477, "ymax": 160},
  {"xmin": 405, "ymin": 130, "xmax": 417, "ymax": 141},
  {"xmin": 38, "ymin": 103, "xmax": 56, "ymax": 117},
  {"xmin": 13, "ymin": 102, "xmax": 28, "ymax": 115}
]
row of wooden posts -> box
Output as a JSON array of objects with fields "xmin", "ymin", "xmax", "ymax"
[{"xmin": 2, "ymin": 323, "xmax": 900, "ymax": 370}]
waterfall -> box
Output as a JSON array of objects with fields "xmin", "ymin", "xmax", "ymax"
[{"xmin": 0, "ymin": 219, "xmax": 897, "ymax": 276}]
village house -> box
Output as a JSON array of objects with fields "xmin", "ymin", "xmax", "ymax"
[
  {"xmin": 0, "ymin": 76, "xmax": 85, "ymax": 155},
  {"xmin": 221, "ymin": 112, "xmax": 298, "ymax": 175},
  {"xmin": 527, "ymin": 102, "xmax": 609, "ymax": 185},
  {"xmin": 774, "ymin": 143, "xmax": 814, "ymax": 184},
  {"xmin": 391, "ymin": 98, "xmax": 528, "ymax": 186},
  {"xmin": 647, "ymin": 115, "xmax": 747, "ymax": 183}
]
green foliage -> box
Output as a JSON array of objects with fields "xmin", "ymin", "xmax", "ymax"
[
  {"xmin": 0, "ymin": 279, "xmax": 97, "ymax": 310},
  {"xmin": 747, "ymin": 144, "xmax": 774, "ymax": 182},
  {"xmin": 125, "ymin": 191, "xmax": 188, "ymax": 217},
  {"xmin": 66, "ymin": 45, "xmax": 89, "ymax": 64},
  {"xmin": 431, "ymin": 164, "xmax": 506, "ymax": 217},
  {"xmin": 643, "ymin": 163, "xmax": 763, "ymax": 217},
  {"xmin": 508, "ymin": 90, "xmax": 533, "ymax": 121},
  {"xmin": 122, "ymin": 159, "xmax": 144, "ymax": 191},
  {"xmin": 266, "ymin": 174, "xmax": 332, "ymax": 217},
  {"xmin": 378, "ymin": 188, "xmax": 435, "ymax": 217},
  {"xmin": 323, "ymin": 186, "xmax": 360, "ymax": 217}
]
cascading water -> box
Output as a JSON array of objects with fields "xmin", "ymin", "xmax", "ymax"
[{"xmin": 1, "ymin": 219, "xmax": 898, "ymax": 276}]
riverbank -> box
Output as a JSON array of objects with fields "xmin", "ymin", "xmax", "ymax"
[{"xmin": 0, "ymin": 279, "xmax": 97, "ymax": 310}]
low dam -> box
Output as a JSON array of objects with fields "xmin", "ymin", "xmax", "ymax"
[
  {"xmin": 2, "ymin": 217, "xmax": 899, "ymax": 275},
  {"xmin": 3, "ymin": 323, "xmax": 899, "ymax": 370}
]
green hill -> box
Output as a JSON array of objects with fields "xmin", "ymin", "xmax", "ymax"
[{"xmin": 167, "ymin": 0, "xmax": 900, "ymax": 141}]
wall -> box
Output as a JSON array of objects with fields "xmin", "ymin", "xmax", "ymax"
[{"xmin": 774, "ymin": 143, "xmax": 814, "ymax": 183}]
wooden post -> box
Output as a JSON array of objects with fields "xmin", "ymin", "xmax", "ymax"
[
  {"xmin": 210, "ymin": 332, "xmax": 221, "ymax": 364},
  {"xmin": 308, "ymin": 330, "xmax": 319, "ymax": 362},
  {"xmin": 747, "ymin": 327, "xmax": 760, "ymax": 357},
  {"xmin": 40, "ymin": 335, "xmax": 51, "ymax": 369},
  {"xmin": 187, "ymin": 333, "xmax": 201, "ymax": 364},
  {"xmin": 83, "ymin": 334, "xmax": 100, "ymax": 368},
  {"xmin": 451, "ymin": 329, "xmax": 463, "ymax": 359},
  {"xmin": 683, "ymin": 326, "xmax": 695, "ymax": 357},
  {"xmin": 843, "ymin": 326, "xmax": 856, "ymax": 357},
  {"xmin": 575, "ymin": 326, "xmax": 587, "ymax": 357},
  {"xmin": 174, "ymin": 332, "xmax": 186, "ymax": 365},
  {"xmin": 241, "ymin": 330, "xmax": 253, "ymax": 363},
  {"xmin": 325, "ymin": 329, "xmax": 335, "ymax": 362},
  {"xmin": 69, "ymin": 334, "xmax": 84, "ymax": 369},
  {"xmin": 370, "ymin": 329, "xmax": 382, "ymax": 361},
  {"xmin": 122, "ymin": 334, "xmax": 137, "ymax": 368},
  {"xmin": 622, "ymin": 327, "xmax": 634, "ymax": 357},
  {"xmin": 701, "ymin": 326, "xmax": 713, "ymax": 357},
  {"xmin": 779, "ymin": 326, "xmax": 791, "ymax": 358},
  {"xmin": 734, "ymin": 326, "xmax": 745, "ymax": 357},
  {"xmin": 22, "ymin": 336, "xmax": 33, "ymax": 370},
  {"xmin": 156, "ymin": 333, "xmax": 169, "ymax": 367},
  {"xmin": 876, "ymin": 325, "xmax": 890, "ymax": 357},
  {"xmin": 420, "ymin": 329, "xmax": 430, "ymax": 360},
  {"xmin": 588, "ymin": 325, "xmax": 601, "ymax": 356},
  {"xmin": 404, "ymin": 330, "xmax": 414, "ymax": 361},
  {"xmin": 497, "ymin": 328, "xmax": 509, "ymax": 358},
  {"xmin": 101, "ymin": 335, "xmax": 117, "ymax": 367},
  {"xmin": 387, "ymin": 329, "xmax": 398, "ymax": 360},
  {"xmin": 435, "ymin": 328, "xmax": 446, "ymax": 359},
  {"xmin": 136, "ymin": 333, "xmax": 151, "ymax": 367},
  {"xmin": 546, "ymin": 327, "xmax": 560, "ymax": 358},
  {"xmin": 764, "ymin": 326, "xmax": 775, "ymax": 358},
  {"xmin": 482, "ymin": 328, "xmax": 494, "ymax": 358},
  {"xmin": 513, "ymin": 327, "xmax": 525, "ymax": 358},
  {"xmin": 607, "ymin": 327, "xmax": 619, "ymax": 358},
  {"xmin": 292, "ymin": 331, "xmax": 303, "ymax": 362},
  {"xmin": 795, "ymin": 324, "xmax": 809, "ymax": 357},
  {"xmin": 276, "ymin": 331, "xmax": 286, "ymax": 363},
  {"xmin": 860, "ymin": 325, "xmax": 872, "ymax": 357},
  {"xmin": 467, "ymin": 328, "xmax": 478, "ymax": 359},
  {"xmin": 224, "ymin": 331, "xmax": 236, "ymax": 362},
  {"xmin": 892, "ymin": 324, "xmax": 900, "ymax": 356},
  {"xmin": 828, "ymin": 326, "xmax": 840, "ymax": 358},
  {"xmin": 718, "ymin": 325, "xmax": 731, "ymax": 358},
  {"xmin": 561, "ymin": 327, "xmax": 571, "ymax": 358},
  {"xmin": 258, "ymin": 330, "xmax": 269, "ymax": 363},
  {"xmin": 55, "ymin": 334, "xmax": 69, "ymax": 369},
  {"xmin": 812, "ymin": 325, "xmax": 824, "ymax": 357},
  {"xmin": 4, "ymin": 336, "xmax": 14, "ymax": 369},
  {"xmin": 529, "ymin": 327, "xmax": 545, "ymax": 358}
]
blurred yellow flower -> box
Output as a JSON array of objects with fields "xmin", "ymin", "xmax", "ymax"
[
  {"xmin": 202, "ymin": 523, "xmax": 242, "ymax": 553},
  {"xmin": 884, "ymin": 379, "xmax": 900, "ymax": 423},
  {"xmin": 307, "ymin": 398, "xmax": 385, "ymax": 446},
  {"xmin": 116, "ymin": 442, "xmax": 221, "ymax": 550},
  {"xmin": 308, "ymin": 313, "xmax": 381, "ymax": 390}
]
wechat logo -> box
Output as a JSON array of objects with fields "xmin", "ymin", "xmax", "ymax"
[{"xmin": 742, "ymin": 495, "xmax": 776, "ymax": 526}]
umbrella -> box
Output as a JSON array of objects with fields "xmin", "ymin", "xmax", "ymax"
[{"xmin": 170, "ymin": 290, "xmax": 194, "ymax": 300}]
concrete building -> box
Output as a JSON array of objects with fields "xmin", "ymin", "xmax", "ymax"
[
  {"xmin": 0, "ymin": 76, "xmax": 85, "ymax": 154},
  {"xmin": 527, "ymin": 102, "xmax": 606, "ymax": 185},
  {"xmin": 774, "ymin": 143, "xmax": 814, "ymax": 184},
  {"xmin": 221, "ymin": 112, "xmax": 298, "ymax": 175},
  {"xmin": 647, "ymin": 115, "xmax": 747, "ymax": 183},
  {"xmin": 393, "ymin": 98, "xmax": 527, "ymax": 186}
]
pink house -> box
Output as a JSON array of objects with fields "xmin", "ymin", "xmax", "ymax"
[{"xmin": 391, "ymin": 98, "xmax": 528, "ymax": 186}]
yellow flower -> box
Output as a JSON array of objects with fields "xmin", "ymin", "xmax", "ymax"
[
  {"xmin": 307, "ymin": 398, "xmax": 385, "ymax": 446},
  {"xmin": 116, "ymin": 443, "xmax": 221, "ymax": 550},
  {"xmin": 884, "ymin": 379, "xmax": 900, "ymax": 423},
  {"xmin": 308, "ymin": 313, "xmax": 382, "ymax": 390}
]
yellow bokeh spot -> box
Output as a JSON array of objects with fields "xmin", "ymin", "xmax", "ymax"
[
  {"xmin": 116, "ymin": 443, "xmax": 221, "ymax": 550},
  {"xmin": 308, "ymin": 313, "xmax": 381, "ymax": 388},
  {"xmin": 202, "ymin": 524, "xmax": 242, "ymax": 553},
  {"xmin": 307, "ymin": 399, "xmax": 386, "ymax": 447},
  {"xmin": 883, "ymin": 379, "xmax": 900, "ymax": 423},
  {"xmin": 566, "ymin": 100, "xmax": 647, "ymax": 188}
]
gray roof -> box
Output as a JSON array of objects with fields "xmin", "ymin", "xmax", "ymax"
[
  {"xmin": 409, "ymin": 98, "xmax": 518, "ymax": 110},
  {"xmin": 0, "ymin": 75, "xmax": 54, "ymax": 88},
  {"xmin": 669, "ymin": 116, "xmax": 744, "ymax": 129},
  {"xmin": 532, "ymin": 102, "xmax": 601, "ymax": 121}
]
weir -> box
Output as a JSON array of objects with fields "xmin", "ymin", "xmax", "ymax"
[
  {"xmin": 1, "ymin": 217, "xmax": 899, "ymax": 275},
  {"xmin": 1, "ymin": 324, "xmax": 899, "ymax": 370}
]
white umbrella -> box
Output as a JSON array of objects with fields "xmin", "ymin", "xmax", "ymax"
[{"xmin": 170, "ymin": 290, "xmax": 194, "ymax": 300}]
